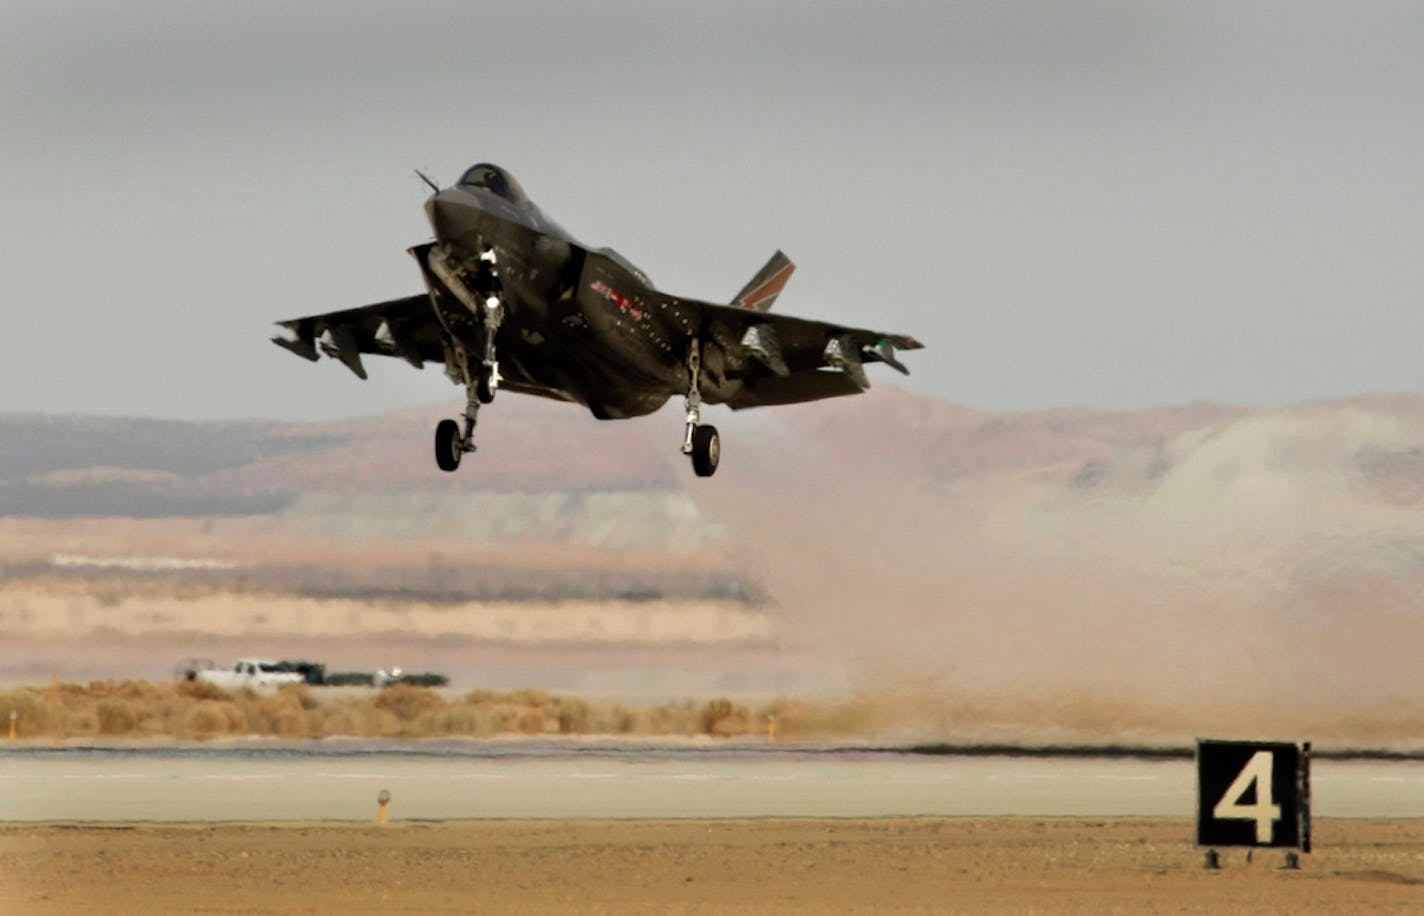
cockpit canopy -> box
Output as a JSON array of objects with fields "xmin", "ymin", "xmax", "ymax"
[{"xmin": 458, "ymin": 163, "xmax": 529, "ymax": 206}]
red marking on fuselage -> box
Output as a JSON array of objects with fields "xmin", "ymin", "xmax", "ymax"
[{"xmin": 591, "ymin": 280, "xmax": 646, "ymax": 322}]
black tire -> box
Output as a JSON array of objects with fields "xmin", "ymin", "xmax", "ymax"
[
  {"xmin": 476, "ymin": 372, "xmax": 496, "ymax": 404},
  {"xmin": 691, "ymin": 424, "xmax": 720, "ymax": 477},
  {"xmin": 434, "ymin": 419, "xmax": 462, "ymax": 472}
]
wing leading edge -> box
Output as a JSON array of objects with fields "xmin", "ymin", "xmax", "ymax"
[{"xmin": 271, "ymin": 294, "xmax": 443, "ymax": 380}]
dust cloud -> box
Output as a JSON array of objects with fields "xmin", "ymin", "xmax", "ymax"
[{"xmin": 704, "ymin": 403, "xmax": 1424, "ymax": 747}]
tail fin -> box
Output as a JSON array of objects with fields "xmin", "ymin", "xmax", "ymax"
[{"xmin": 730, "ymin": 250, "xmax": 795, "ymax": 311}]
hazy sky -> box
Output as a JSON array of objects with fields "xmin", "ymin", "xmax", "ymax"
[{"xmin": 2, "ymin": 1, "xmax": 1420, "ymax": 421}]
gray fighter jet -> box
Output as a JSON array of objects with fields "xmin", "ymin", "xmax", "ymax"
[{"xmin": 272, "ymin": 163, "xmax": 922, "ymax": 477}]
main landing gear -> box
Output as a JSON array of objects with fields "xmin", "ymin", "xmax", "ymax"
[
  {"xmin": 434, "ymin": 418, "xmax": 463, "ymax": 472},
  {"xmin": 681, "ymin": 340, "xmax": 720, "ymax": 477}
]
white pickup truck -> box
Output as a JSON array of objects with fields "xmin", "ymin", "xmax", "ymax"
[{"xmin": 192, "ymin": 659, "xmax": 306, "ymax": 689}]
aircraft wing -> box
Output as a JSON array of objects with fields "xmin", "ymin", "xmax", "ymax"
[
  {"xmin": 270, "ymin": 294, "xmax": 445, "ymax": 379},
  {"xmin": 689, "ymin": 300, "xmax": 924, "ymax": 409}
]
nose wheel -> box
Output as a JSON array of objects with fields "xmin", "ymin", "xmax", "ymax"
[{"xmin": 434, "ymin": 383, "xmax": 483, "ymax": 473}]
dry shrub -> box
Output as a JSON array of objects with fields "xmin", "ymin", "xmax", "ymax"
[
  {"xmin": 95, "ymin": 698, "xmax": 138, "ymax": 735},
  {"xmin": 274, "ymin": 709, "xmax": 308, "ymax": 738},
  {"xmin": 115, "ymin": 681, "xmax": 161, "ymax": 702},
  {"xmin": 315, "ymin": 704, "xmax": 401, "ymax": 738},
  {"xmin": 643, "ymin": 703, "xmax": 693, "ymax": 735},
  {"xmin": 700, "ymin": 698, "xmax": 751, "ymax": 737},
  {"xmin": 0, "ymin": 689, "xmax": 57, "ymax": 736},
  {"xmin": 278, "ymin": 683, "xmax": 318, "ymax": 710},
  {"xmin": 314, "ymin": 704, "xmax": 396, "ymax": 737},
  {"xmin": 580, "ymin": 703, "xmax": 640, "ymax": 734},
  {"xmin": 479, "ymin": 704, "xmax": 520, "ymax": 733},
  {"xmin": 508, "ymin": 688, "xmax": 555, "ymax": 707},
  {"xmin": 66, "ymin": 709, "xmax": 99, "ymax": 736},
  {"xmin": 518, "ymin": 709, "xmax": 545, "ymax": 735},
  {"xmin": 433, "ymin": 704, "xmax": 487, "ymax": 736},
  {"xmin": 611, "ymin": 707, "xmax": 646, "ymax": 734},
  {"xmin": 370, "ymin": 708, "xmax": 403, "ymax": 738},
  {"xmin": 185, "ymin": 704, "xmax": 228, "ymax": 738},
  {"xmin": 178, "ymin": 679, "xmax": 229, "ymax": 701},
  {"xmin": 250, "ymin": 693, "xmax": 312, "ymax": 738},
  {"xmin": 218, "ymin": 702, "xmax": 251, "ymax": 733},
  {"xmin": 4, "ymin": 679, "xmax": 863, "ymax": 742},
  {"xmin": 81, "ymin": 680, "xmax": 159, "ymax": 702},
  {"xmin": 314, "ymin": 706, "xmax": 358, "ymax": 737},
  {"xmin": 55, "ymin": 682, "xmax": 92, "ymax": 701},
  {"xmin": 554, "ymin": 699, "xmax": 590, "ymax": 734},
  {"xmin": 374, "ymin": 685, "xmax": 444, "ymax": 722}
]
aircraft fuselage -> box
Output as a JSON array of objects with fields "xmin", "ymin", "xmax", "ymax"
[{"xmin": 422, "ymin": 183, "xmax": 684, "ymax": 419}]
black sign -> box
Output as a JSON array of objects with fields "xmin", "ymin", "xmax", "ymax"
[{"xmin": 1197, "ymin": 739, "xmax": 1311, "ymax": 851}]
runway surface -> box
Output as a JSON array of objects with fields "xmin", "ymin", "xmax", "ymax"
[{"xmin": 4, "ymin": 742, "xmax": 1423, "ymax": 822}]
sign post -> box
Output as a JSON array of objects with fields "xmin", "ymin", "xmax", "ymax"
[
  {"xmin": 377, "ymin": 789, "xmax": 391, "ymax": 825},
  {"xmin": 1197, "ymin": 739, "xmax": 1311, "ymax": 868}
]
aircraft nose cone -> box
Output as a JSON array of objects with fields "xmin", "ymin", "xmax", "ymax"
[
  {"xmin": 424, "ymin": 192, "xmax": 447, "ymax": 233},
  {"xmin": 425, "ymin": 189, "xmax": 479, "ymax": 243}
]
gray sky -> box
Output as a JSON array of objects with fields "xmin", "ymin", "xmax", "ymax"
[{"xmin": 2, "ymin": 0, "xmax": 1420, "ymax": 420}]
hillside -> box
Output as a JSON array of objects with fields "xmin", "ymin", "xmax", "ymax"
[{"xmin": 4, "ymin": 389, "xmax": 1424, "ymax": 743}]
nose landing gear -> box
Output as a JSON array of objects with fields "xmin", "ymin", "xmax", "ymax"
[
  {"xmin": 428, "ymin": 245, "xmax": 504, "ymax": 472},
  {"xmin": 434, "ymin": 385, "xmax": 483, "ymax": 472}
]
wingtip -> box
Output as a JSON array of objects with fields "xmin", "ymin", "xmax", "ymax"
[{"xmin": 271, "ymin": 333, "xmax": 320, "ymax": 362}]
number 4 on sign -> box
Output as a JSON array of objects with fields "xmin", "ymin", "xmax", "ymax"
[{"xmin": 1213, "ymin": 750, "xmax": 1281, "ymax": 843}]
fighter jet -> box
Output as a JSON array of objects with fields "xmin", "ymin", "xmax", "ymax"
[{"xmin": 272, "ymin": 163, "xmax": 922, "ymax": 477}]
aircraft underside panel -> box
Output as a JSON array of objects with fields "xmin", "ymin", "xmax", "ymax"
[{"xmin": 720, "ymin": 369, "xmax": 866, "ymax": 409}]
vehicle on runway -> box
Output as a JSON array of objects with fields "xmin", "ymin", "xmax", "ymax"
[
  {"xmin": 272, "ymin": 163, "xmax": 923, "ymax": 477},
  {"xmin": 178, "ymin": 658, "xmax": 448, "ymax": 689},
  {"xmin": 186, "ymin": 658, "xmax": 305, "ymax": 690}
]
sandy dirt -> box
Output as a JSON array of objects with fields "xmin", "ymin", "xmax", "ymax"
[
  {"xmin": 0, "ymin": 577, "xmax": 768, "ymax": 645},
  {"xmin": 2, "ymin": 818, "xmax": 1422, "ymax": 914}
]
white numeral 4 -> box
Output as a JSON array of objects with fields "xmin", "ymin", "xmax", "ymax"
[{"xmin": 1213, "ymin": 750, "xmax": 1281, "ymax": 843}]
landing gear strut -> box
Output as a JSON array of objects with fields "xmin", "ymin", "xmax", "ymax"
[
  {"xmin": 430, "ymin": 245, "xmax": 504, "ymax": 472},
  {"xmin": 474, "ymin": 249, "xmax": 504, "ymax": 404},
  {"xmin": 681, "ymin": 340, "xmax": 720, "ymax": 477}
]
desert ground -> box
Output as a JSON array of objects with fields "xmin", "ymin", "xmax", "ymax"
[
  {"xmin": 3, "ymin": 818, "xmax": 1422, "ymax": 914},
  {"xmin": 6, "ymin": 398, "xmax": 1424, "ymax": 913}
]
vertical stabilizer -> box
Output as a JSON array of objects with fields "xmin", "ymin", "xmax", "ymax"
[{"xmin": 731, "ymin": 250, "xmax": 795, "ymax": 311}]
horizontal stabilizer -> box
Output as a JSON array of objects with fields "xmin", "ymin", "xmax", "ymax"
[{"xmin": 864, "ymin": 338, "xmax": 909, "ymax": 375}]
